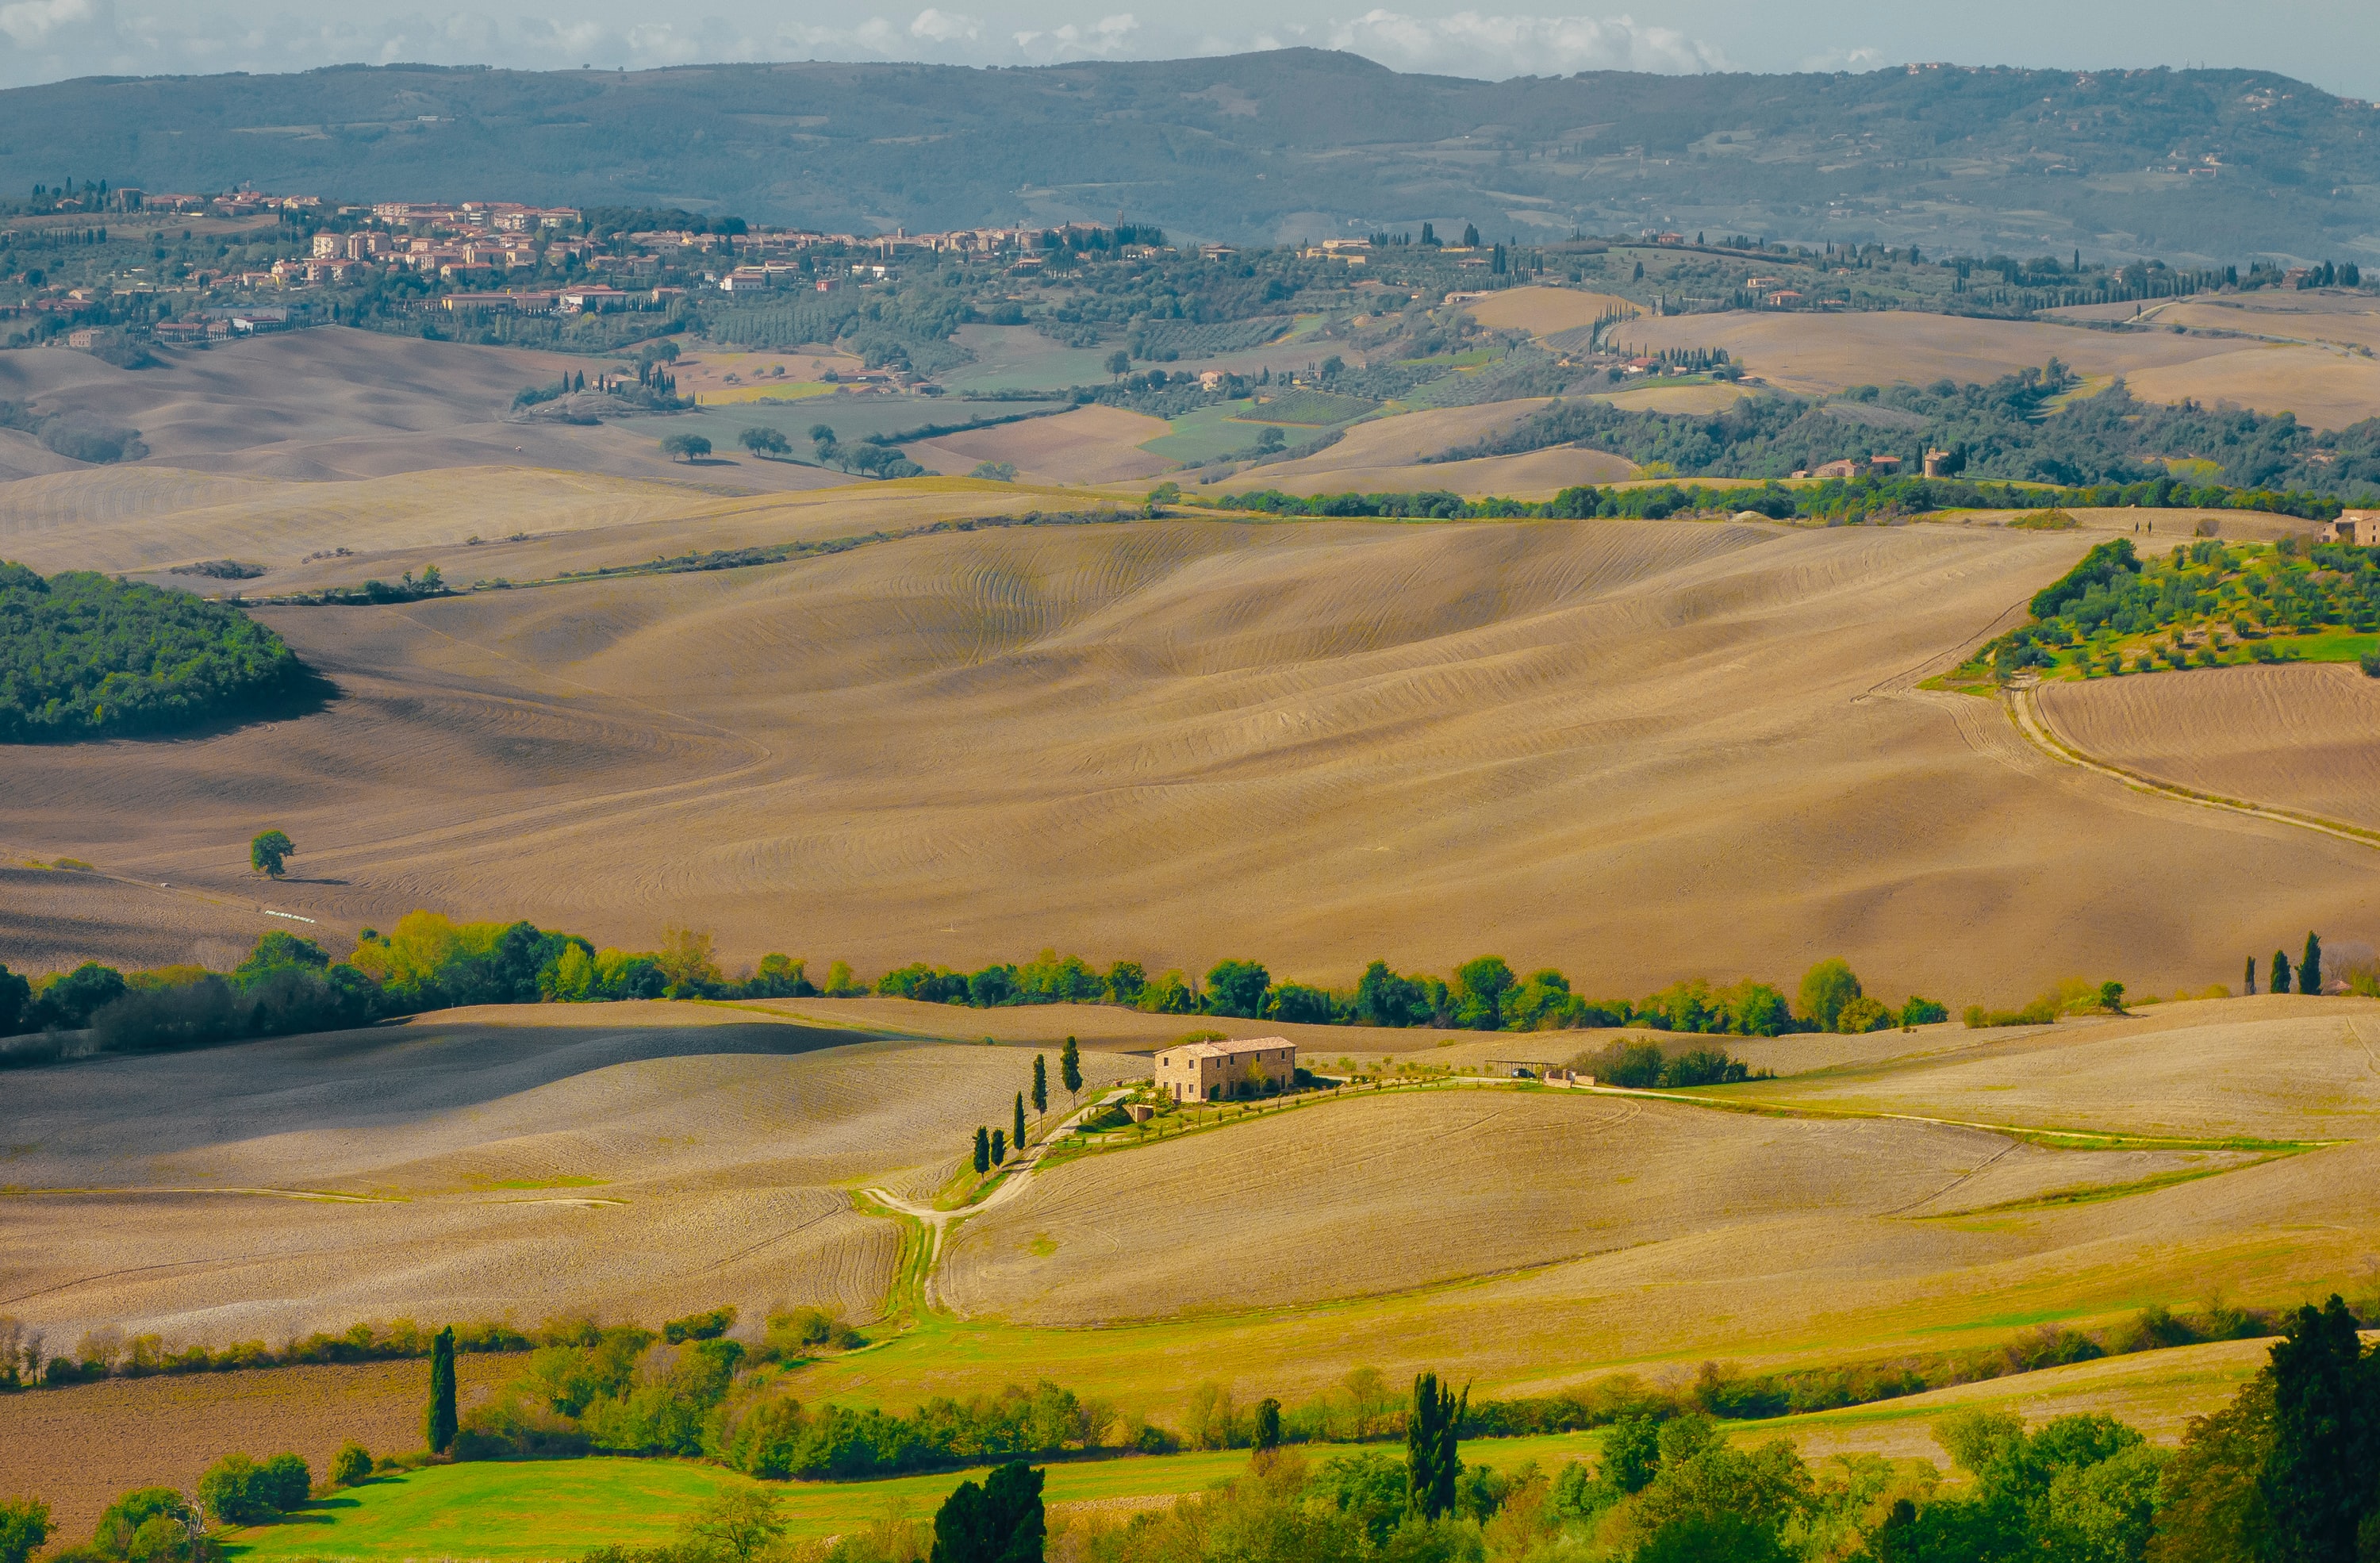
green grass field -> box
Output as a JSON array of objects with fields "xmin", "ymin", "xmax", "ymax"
[
  {"xmin": 1138, "ymin": 402, "xmax": 1265, "ymax": 463},
  {"xmin": 221, "ymin": 1437, "xmax": 1614, "ymax": 1560},
  {"xmin": 214, "ymin": 1336, "xmax": 2275, "ymax": 1561}
]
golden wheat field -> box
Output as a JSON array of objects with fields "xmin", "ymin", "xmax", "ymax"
[
  {"xmin": 938, "ymin": 1089, "xmax": 2252, "ymax": 1323},
  {"xmin": 1266, "ymin": 401, "xmax": 1555, "ymax": 470},
  {"xmin": 1250, "ymin": 445, "xmax": 1641, "ymax": 497},
  {"xmin": 12, "ymin": 516, "xmax": 2380, "ymax": 997},
  {"xmin": 2037, "ymin": 664, "xmax": 2380, "ymax": 834},
  {"xmin": 0, "ymin": 1004, "xmax": 1144, "ymax": 1344}
]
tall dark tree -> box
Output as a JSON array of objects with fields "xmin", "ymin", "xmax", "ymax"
[
  {"xmin": 2301, "ymin": 933, "xmax": 2324, "ymax": 995},
  {"xmin": 1406, "ymin": 1371, "xmax": 1466, "ymax": 1520},
  {"xmin": 1031, "ymin": 1054, "xmax": 1048, "ymax": 1114},
  {"xmin": 1013, "ymin": 1092, "xmax": 1027, "ymax": 1152},
  {"xmin": 2246, "ymin": 954, "xmax": 2258, "ymax": 996},
  {"xmin": 973, "ymin": 1126, "xmax": 991, "ymax": 1175},
  {"xmin": 991, "ymin": 1129, "xmax": 1006, "ymax": 1166},
  {"xmin": 1254, "ymin": 1398, "xmax": 1282, "ymax": 1451},
  {"xmin": 2274, "ymin": 950, "xmax": 2293, "ymax": 995},
  {"xmin": 2263, "ymin": 1295, "xmax": 2377, "ymax": 1563},
  {"xmin": 1060, "ymin": 1036, "xmax": 1082, "ymax": 1098},
  {"xmin": 424, "ymin": 1326, "xmax": 457, "ymax": 1454},
  {"xmin": 930, "ymin": 1460, "xmax": 1045, "ymax": 1563}
]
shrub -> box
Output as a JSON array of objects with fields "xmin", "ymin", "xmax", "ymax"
[
  {"xmin": 1900, "ymin": 996, "xmax": 1949, "ymax": 1026},
  {"xmin": 329, "ymin": 1442, "xmax": 372, "ymax": 1487},
  {"xmin": 198, "ymin": 1454, "xmax": 278, "ymax": 1525},
  {"xmin": 0, "ymin": 1499, "xmax": 49, "ymax": 1563},
  {"xmin": 661, "ymin": 1307, "xmax": 736, "ymax": 1345},
  {"xmin": 1835, "ymin": 995, "xmax": 1894, "ymax": 1033}
]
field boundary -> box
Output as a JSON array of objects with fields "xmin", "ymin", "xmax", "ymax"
[{"xmin": 2006, "ymin": 684, "xmax": 2380, "ymax": 852}]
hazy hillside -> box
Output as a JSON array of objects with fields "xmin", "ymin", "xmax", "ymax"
[{"xmin": 6, "ymin": 52, "xmax": 2379, "ymax": 258}]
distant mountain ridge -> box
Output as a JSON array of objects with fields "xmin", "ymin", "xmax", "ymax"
[{"xmin": 4, "ymin": 50, "xmax": 2376, "ymax": 261}]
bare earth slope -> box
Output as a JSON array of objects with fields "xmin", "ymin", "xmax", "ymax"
[
  {"xmin": 0, "ymin": 1005, "xmax": 1142, "ymax": 1343},
  {"xmin": 10, "ymin": 517, "xmax": 2380, "ymax": 997},
  {"xmin": 939, "ymin": 1090, "xmax": 2248, "ymax": 1323},
  {"xmin": 2037, "ymin": 663, "xmax": 2380, "ymax": 834}
]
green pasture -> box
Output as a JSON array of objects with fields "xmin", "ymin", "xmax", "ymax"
[
  {"xmin": 2042, "ymin": 626, "xmax": 2375, "ymax": 680},
  {"xmin": 222, "ymin": 1436, "xmax": 1613, "ymax": 1560},
  {"xmin": 1138, "ymin": 401, "xmax": 1262, "ymax": 463}
]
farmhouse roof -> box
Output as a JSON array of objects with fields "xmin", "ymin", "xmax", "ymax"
[{"xmin": 1162, "ymin": 1035, "xmax": 1294, "ymax": 1060}]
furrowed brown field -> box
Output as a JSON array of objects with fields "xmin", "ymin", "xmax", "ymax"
[
  {"xmin": 2038, "ymin": 663, "xmax": 2380, "ymax": 834},
  {"xmin": 9, "ymin": 515, "xmax": 2378, "ymax": 997},
  {"xmin": 1, "ymin": 1004, "xmax": 1146, "ymax": 1345}
]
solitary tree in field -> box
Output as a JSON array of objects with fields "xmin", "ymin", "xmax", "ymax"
[
  {"xmin": 1013, "ymin": 1092, "xmax": 1027, "ymax": 1151},
  {"xmin": 1254, "ymin": 1397, "xmax": 1282, "ymax": 1451},
  {"xmin": 424, "ymin": 1325, "xmax": 457, "ymax": 1454},
  {"xmin": 2098, "ymin": 981, "xmax": 2126, "ymax": 1013},
  {"xmin": 738, "ymin": 426, "xmax": 790, "ymax": 457},
  {"xmin": 1031, "ymin": 1054, "xmax": 1047, "ymax": 1114},
  {"xmin": 973, "ymin": 1126, "xmax": 991, "ymax": 1175},
  {"xmin": 249, "ymin": 830, "xmax": 295, "ymax": 879},
  {"xmin": 660, "ymin": 432, "xmax": 712, "ymax": 463},
  {"xmin": 1105, "ymin": 350, "xmax": 1131, "ymax": 382},
  {"xmin": 990, "ymin": 1129, "xmax": 1006, "ymax": 1166},
  {"xmin": 1061, "ymin": 1036, "xmax": 1082, "ymax": 1100},
  {"xmin": 681, "ymin": 1489, "xmax": 789, "ymax": 1563},
  {"xmin": 2274, "ymin": 949, "xmax": 2294, "ymax": 995},
  {"xmin": 2246, "ymin": 954, "xmax": 2258, "ymax": 995},
  {"xmin": 2302, "ymin": 933, "xmax": 2324, "ymax": 995}
]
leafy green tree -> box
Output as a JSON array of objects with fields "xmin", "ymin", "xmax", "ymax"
[
  {"xmin": 679, "ymin": 1488, "xmax": 788, "ymax": 1563},
  {"xmin": 2301, "ymin": 933, "xmax": 2323, "ymax": 995},
  {"xmin": 1105, "ymin": 351, "xmax": 1131, "ymax": 381},
  {"xmin": 930, "ymin": 1459, "xmax": 1045, "ymax": 1563},
  {"xmin": 2263, "ymin": 1295, "xmax": 2376, "ymax": 1563},
  {"xmin": 974, "ymin": 1126, "xmax": 991, "ymax": 1174},
  {"xmin": 1453, "ymin": 956, "xmax": 1515, "ymax": 1030},
  {"xmin": 0, "ymin": 1498, "xmax": 49, "ymax": 1563},
  {"xmin": 1255, "ymin": 1397, "xmax": 1283, "ymax": 1450},
  {"xmin": 2098, "ymin": 981, "xmax": 2126, "ymax": 1013},
  {"xmin": 2150, "ymin": 1374, "xmax": 2271, "ymax": 1563},
  {"xmin": 329, "ymin": 1442, "xmax": 372, "ymax": 1487},
  {"xmin": 250, "ymin": 829, "xmax": 295, "ymax": 878},
  {"xmin": 1636, "ymin": 1515, "xmax": 1791, "ymax": 1563},
  {"xmin": 2274, "ymin": 950, "xmax": 2293, "ymax": 994},
  {"xmin": 1602, "ymin": 1413, "xmax": 1662, "ymax": 1493},
  {"xmin": 1061, "ymin": 1036, "xmax": 1082, "ymax": 1097},
  {"xmin": 1031, "ymin": 1054, "xmax": 1047, "ymax": 1113},
  {"xmin": 1204, "ymin": 960, "xmax": 1271, "ymax": 1018},
  {"xmin": 1798, "ymin": 958, "xmax": 1861, "ymax": 1031},
  {"xmin": 1406, "ymin": 1372, "xmax": 1465, "ymax": 1520},
  {"xmin": 1013, "ymin": 1092, "xmax": 1027, "ymax": 1150},
  {"xmin": 738, "ymin": 426, "xmax": 790, "ymax": 456},
  {"xmin": 198, "ymin": 1455, "xmax": 278, "ymax": 1526},
  {"xmin": 0, "ymin": 962, "xmax": 31, "ymax": 1036},
  {"xmin": 660, "ymin": 432, "xmax": 712, "ymax": 462},
  {"xmin": 425, "ymin": 1326, "xmax": 458, "ymax": 1454},
  {"xmin": 261, "ymin": 1454, "xmax": 309, "ymax": 1511}
]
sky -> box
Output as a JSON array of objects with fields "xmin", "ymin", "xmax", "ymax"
[{"xmin": 1, "ymin": 0, "xmax": 2376, "ymax": 97}]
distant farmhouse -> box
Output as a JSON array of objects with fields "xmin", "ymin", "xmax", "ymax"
[{"xmin": 1154, "ymin": 1036, "xmax": 1296, "ymax": 1102}]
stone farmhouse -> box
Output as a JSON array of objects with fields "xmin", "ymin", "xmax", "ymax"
[{"xmin": 1154, "ymin": 1037, "xmax": 1297, "ymax": 1103}]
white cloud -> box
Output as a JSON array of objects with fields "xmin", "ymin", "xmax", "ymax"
[
  {"xmin": 0, "ymin": 0, "xmax": 95, "ymax": 44},
  {"xmin": 910, "ymin": 7, "xmax": 981, "ymax": 42},
  {"xmin": 1799, "ymin": 44, "xmax": 1886, "ymax": 72},
  {"xmin": 1328, "ymin": 9, "xmax": 1723, "ymax": 76}
]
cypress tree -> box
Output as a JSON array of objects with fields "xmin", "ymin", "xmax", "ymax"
[
  {"xmin": 1254, "ymin": 1397, "xmax": 1282, "ymax": 1450},
  {"xmin": 973, "ymin": 1126, "xmax": 990, "ymax": 1174},
  {"xmin": 1406, "ymin": 1371, "xmax": 1465, "ymax": 1520},
  {"xmin": 425, "ymin": 1326, "xmax": 457, "ymax": 1454},
  {"xmin": 991, "ymin": 1129, "xmax": 1006, "ymax": 1166},
  {"xmin": 1013, "ymin": 1092, "xmax": 1027, "ymax": 1152},
  {"xmin": 1061, "ymin": 1036, "xmax": 1082, "ymax": 1097},
  {"xmin": 2247, "ymin": 954, "xmax": 2258, "ymax": 995},
  {"xmin": 1031, "ymin": 1054, "xmax": 1047, "ymax": 1114},
  {"xmin": 2303, "ymin": 933, "xmax": 2324, "ymax": 995},
  {"xmin": 2263, "ymin": 1295, "xmax": 2377, "ymax": 1563},
  {"xmin": 2274, "ymin": 950, "xmax": 2293, "ymax": 995}
]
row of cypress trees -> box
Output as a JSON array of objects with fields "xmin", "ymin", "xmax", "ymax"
[{"xmin": 2248, "ymin": 934, "xmax": 2324, "ymax": 996}]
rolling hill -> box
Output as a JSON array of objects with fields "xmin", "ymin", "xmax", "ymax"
[{"xmin": 3, "ymin": 54, "xmax": 2378, "ymax": 257}]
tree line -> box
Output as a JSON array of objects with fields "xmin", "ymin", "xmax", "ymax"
[{"xmin": 1, "ymin": 913, "xmax": 1989, "ymax": 1069}]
